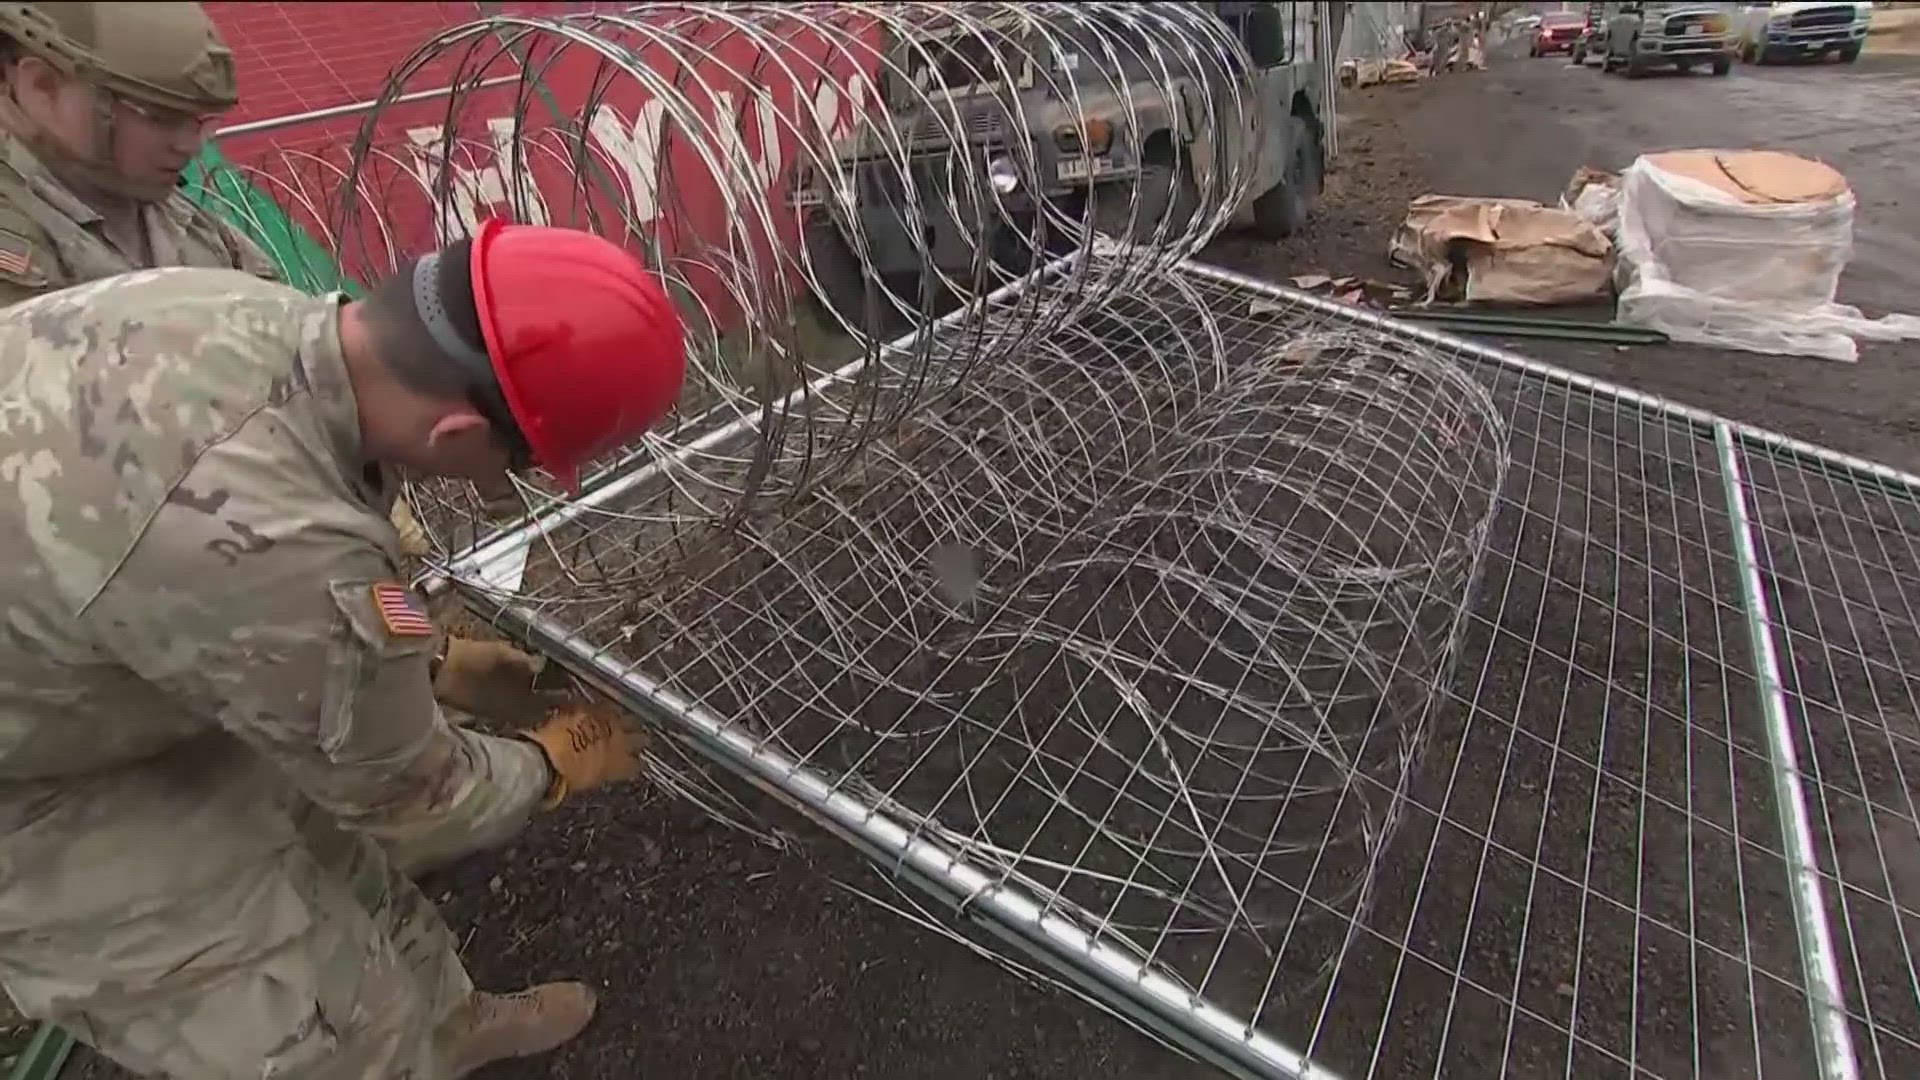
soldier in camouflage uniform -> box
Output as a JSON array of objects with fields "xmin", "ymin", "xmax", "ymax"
[
  {"xmin": 0, "ymin": 2, "xmax": 279, "ymax": 301},
  {"xmin": 0, "ymin": 0, "xmax": 559, "ymax": 757},
  {"xmin": 0, "ymin": 220, "xmax": 687, "ymax": 1078}
]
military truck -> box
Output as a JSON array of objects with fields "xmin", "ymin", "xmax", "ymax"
[
  {"xmin": 1602, "ymin": 2, "xmax": 1739, "ymax": 76},
  {"xmin": 792, "ymin": 1, "xmax": 1338, "ymax": 333}
]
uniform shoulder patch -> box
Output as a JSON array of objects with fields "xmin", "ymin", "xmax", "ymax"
[
  {"xmin": 0, "ymin": 226, "xmax": 44, "ymax": 284},
  {"xmin": 370, "ymin": 582, "xmax": 436, "ymax": 638}
]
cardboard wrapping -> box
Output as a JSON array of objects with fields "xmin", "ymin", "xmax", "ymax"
[{"xmin": 1389, "ymin": 194, "xmax": 1613, "ymax": 306}]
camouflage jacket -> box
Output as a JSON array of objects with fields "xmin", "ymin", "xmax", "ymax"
[
  {"xmin": 0, "ymin": 133, "xmax": 279, "ymax": 307},
  {"xmin": 0, "ymin": 268, "xmax": 548, "ymax": 848}
]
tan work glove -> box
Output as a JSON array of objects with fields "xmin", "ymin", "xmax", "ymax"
[
  {"xmin": 432, "ymin": 637, "xmax": 564, "ymax": 721},
  {"xmin": 520, "ymin": 704, "xmax": 646, "ymax": 809},
  {"xmin": 391, "ymin": 498, "xmax": 432, "ymax": 558}
]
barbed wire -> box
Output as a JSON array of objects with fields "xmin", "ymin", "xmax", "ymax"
[
  {"xmin": 440, "ymin": 261, "xmax": 1510, "ymax": 1015},
  {"xmin": 200, "ymin": 0, "xmax": 1512, "ymax": 1034},
  {"xmin": 217, "ymin": 3, "xmax": 1258, "ymax": 530}
]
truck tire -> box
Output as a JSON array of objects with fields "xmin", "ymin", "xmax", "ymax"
[
  {"xmin": 1625, "ymin": 46, "xmax": 1650, "ymax": 78},
  {"xmin": 802, "ymin": 219, "xmax": 907, "ymax": 338},
  {"xmin": 1250, "ymin": 115, "xmax": 1324, "ymax": 240},
  {"xmin": 1839, "ymin": 43, "xmax": 1862, "ymax": 62},
  {"xmin": 1711, "ymin": 55, "xmax": 1732, "ymax": 75}
]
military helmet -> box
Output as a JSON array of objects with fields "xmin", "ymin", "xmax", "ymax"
[{"xmin": 0, "ymin": 2, "xmax": 237, "ymax": 115}]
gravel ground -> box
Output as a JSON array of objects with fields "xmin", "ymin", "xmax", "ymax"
[{"xmin": 46, "ymin": 40, "xmax": 1920, "ymax": 1080}]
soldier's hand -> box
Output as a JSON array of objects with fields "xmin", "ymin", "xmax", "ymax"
[
  {"xmin": 520, "ymin": 704, "xmax": 645, "ymax": 809},
  {"xmin": 391, "ymin": 498, "xmax": 432, "ymax": 558},
  {"xmin": 432, "ymin": 637, "xmax": 566, "ymax": 721}
]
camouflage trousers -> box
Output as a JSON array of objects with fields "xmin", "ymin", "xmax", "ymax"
[{"xmin": 0, "ymin": 733, "xmax": 475, "ymax": 1080}]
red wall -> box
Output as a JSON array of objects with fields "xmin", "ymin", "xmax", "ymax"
[{"xmin": 206, "ymin": 3, "xmax": 882, "ymax": 331}]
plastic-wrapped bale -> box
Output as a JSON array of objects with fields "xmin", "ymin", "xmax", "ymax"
[{"xmin": 1613, "ymin": 149, "xmax": 1920, "ymax": 362}]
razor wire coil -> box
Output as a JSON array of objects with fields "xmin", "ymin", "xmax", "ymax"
[{"xmin": 198, "ymin": 0, "xmax": 1512, "ymax": 1037}]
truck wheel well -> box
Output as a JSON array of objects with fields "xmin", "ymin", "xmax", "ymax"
[
  {"xmin": 1140, "ymin": 128, "xmax": 1177, "ymax": 164},
  {"xmin": 1289, "ymin": 91, "xmax": 1318, "ymax": 128}
]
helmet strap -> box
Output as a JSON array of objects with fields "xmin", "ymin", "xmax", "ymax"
[{"xmin": 77, "ymin": 83, "xmax": 174, "ymax": 203}]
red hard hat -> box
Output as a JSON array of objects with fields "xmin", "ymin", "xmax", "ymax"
[{"xmin": 468, "ymin": 219, "xmax": 686, "ymax": 491}]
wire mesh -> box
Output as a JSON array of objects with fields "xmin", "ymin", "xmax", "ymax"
[
  {"xmin": 1374, "ymin": 352, "xmax": 1822, "ymax": 1080},
  {"xmin": 448, "ymin": 261, "xmax": 1920, "ymax": 1079},
  {"xmin": 455, "ymin": 256, "xmax": 1500, "ymax": 1070},
  {"xmin": 1737, "ymin": 448, "xmax": 1920, "ymax": 1080}
]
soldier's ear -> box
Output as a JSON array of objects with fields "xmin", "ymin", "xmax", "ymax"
[
  {"xmin": 424, "ymin": 409, "xmax": 491, "ymax": 455},
  {"xmin": 6, "ymin": 53, "xmax": 74, "ymax": 125},
  {"xmin": 7, "ymin": 53, "xmax": 62, "ymax": 100}
]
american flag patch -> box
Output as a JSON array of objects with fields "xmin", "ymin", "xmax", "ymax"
[
  {"xmin": 0, "ymin": 231, "xmax": 32, "ymax": 277},
  {"xmin": 371, "ymin": 582, "xmax": 436, "ymax": 638}
]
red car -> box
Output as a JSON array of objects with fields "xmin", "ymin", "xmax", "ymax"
[{"xmin": 1531, "ymin": 12, "xmax": 1587, "ymax": 57}]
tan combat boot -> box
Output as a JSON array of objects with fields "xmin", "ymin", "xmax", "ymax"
[{"xmin": 440, "ymin": 982, "xmax": 598, "ymax": 1077}]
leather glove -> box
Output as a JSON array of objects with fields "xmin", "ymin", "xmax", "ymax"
[
  {"xmin": 432, "ymin": 637, "xmax": 565, "ymax": 721},
  {"xmin": 520, "ymin": 704, "xmax": 645, "ymax": 809},
  {"xmin": 391, "ymin": 498, "xmax": 432, "ymax": 558}
]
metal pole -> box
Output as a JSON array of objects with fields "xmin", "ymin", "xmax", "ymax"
[
  {"xmin": 1179, "ymin": 258, "xmax": 1920, "ymax": 499},
  {"xmin": 1714, "ymin": 424, "xmax": 1863, "ymax": 1080},
  {"xmin": 212, "ymin": 76, "xmax": 518, "ymax": 141},
  {"xmin": 1321, "ymin": 3, "xmax": 1343, "ymax": 161}
]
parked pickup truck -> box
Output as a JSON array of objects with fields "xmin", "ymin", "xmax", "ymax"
[
  {"xmin": 1735, "ymin": 2, "xmax": 1871, "ymax": 64},
  {"xmin": 1570, "ymin": 2, "xmax": 1611, "ymax": 64},
  {"xmin": 1603, "ymin": 2, "xmax": 1737, "ymax": 77}
]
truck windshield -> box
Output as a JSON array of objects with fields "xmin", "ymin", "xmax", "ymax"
[{"xmin": 889, "ymin": 19, "xmax": 1035, "ymax": 102}]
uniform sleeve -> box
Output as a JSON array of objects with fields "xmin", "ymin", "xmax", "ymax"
[
  {"xmin": 0, "ymin": 212, "xmax": 60, "ymax": 308},
  {"xmin": 0, "ymin": 273, "xmax": 48, "ymax": 308},
  {"xmin": 84, "ymin": 450, "xmax": 553, "ymax": 854}
]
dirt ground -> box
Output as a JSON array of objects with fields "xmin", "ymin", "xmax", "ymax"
[{"xmin": 41, "ymin": 37, "xmax": 1920, "ymax": 1080}]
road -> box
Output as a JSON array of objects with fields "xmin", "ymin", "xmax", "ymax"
[{"xmin": 1388, "ymin": 46, "xmax": 1920, "ymax": 473}]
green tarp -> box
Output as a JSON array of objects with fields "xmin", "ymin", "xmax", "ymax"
[{"xmin": 180, "ymin": 142, "xmax": 363, "ymax": 297}]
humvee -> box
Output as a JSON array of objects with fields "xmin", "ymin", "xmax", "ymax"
[{"xmin": 792, "ymin": 1, "xmax": 1338, "ymax": 333}]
